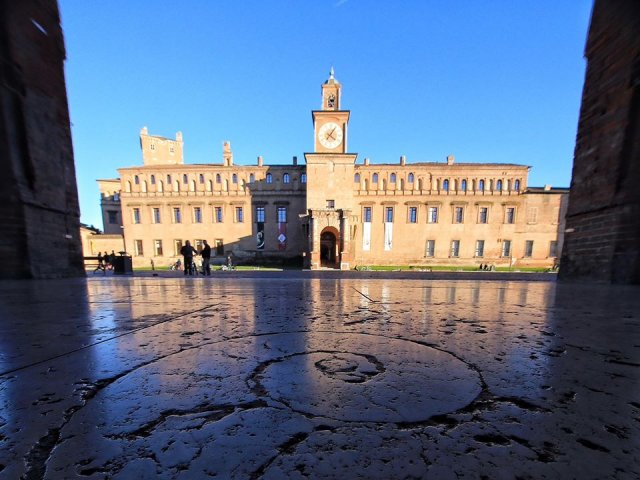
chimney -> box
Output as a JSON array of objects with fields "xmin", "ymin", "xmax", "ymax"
[
  {"xmin": 447, "ymin": 155, "xmax": 454, "ymax": 165},
  {"xmin": 364, "ymin": 157, "xmax": 370, "ymax": 165},
  {"xmin": 176, "ymin": 131, "xmax": 183, "ymax": 141},
  {"xmin": 223, "ymin": 141, "xmax": 233, "ymax": 166},
  {"xmin": 544, "ymin": 184, "xmax": 552, "ymax": 191},
  {"xmin": 257, "ymin": 155, "xmax": 263, "ymax": 167},
  {"xmin": 140, "ymin": 126, "xmax": 148, "ymax": 135},
  {"xmin": 400, "ymin": 155, "xmax": 406, "ymax": 166},
  {"xmin": 293, "ymin": 156, "xmax": 298, "ymax": 166}
]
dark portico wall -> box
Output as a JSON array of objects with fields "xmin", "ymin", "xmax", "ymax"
[
  {"xmin": 0, "ymin": 0, "xmax": 83, "ymax": 278},
  {"xmin": 560, "ymin": 0, "xmax": 640, "ymax": 284}
]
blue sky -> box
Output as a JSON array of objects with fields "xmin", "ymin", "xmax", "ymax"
[{"xmin": 59, "ymin": 0, "xmax": 593, "ymax": 230}]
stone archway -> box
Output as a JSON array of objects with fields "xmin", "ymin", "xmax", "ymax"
[{"xmin": 320, "ymin": 227, "xmax": 340, "ymax": 268}]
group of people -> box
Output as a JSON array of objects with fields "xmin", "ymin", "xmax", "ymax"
[
  {"xmin": 94, "ymin": 251, "xmax": 117, "ymax": 272},
  {"xmin": 478, "ymin": 263, "xmax": 496, "ymax": 271},
  {"xmin": 178, "ymin": 240, "xmax": 235, "ymax": 275},
  {"xmin": 180, "ymin": 240, "xmax": 212, "ymax": 276}
]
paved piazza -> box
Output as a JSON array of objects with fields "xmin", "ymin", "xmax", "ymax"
[{"xmin": 0, "ymin": 273, "xmax": 639, "ymax": 479}]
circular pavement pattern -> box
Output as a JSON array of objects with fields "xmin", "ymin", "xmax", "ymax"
[{"xmin": 255, "ymin": 332, "xmax": 482, "ymax": 422}]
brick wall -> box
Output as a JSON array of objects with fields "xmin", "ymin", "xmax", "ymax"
[
  {"xmin": 0, "ymin": 0, "xmax": 84, "ymax": 278},
  {"xmin": 560, "ymin": 0, "xmax": 640, "ymax": 284}
]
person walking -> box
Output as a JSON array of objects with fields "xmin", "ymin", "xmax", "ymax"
[
  {"xmin": 201, "ymin": 240, "xmax": 211, "ymax": 275},
  {"xmin": 180, "ymin": 240, "xmax": 197, "ymax": 276}
]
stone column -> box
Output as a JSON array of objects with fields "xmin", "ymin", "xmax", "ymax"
[
  {"xmin": 340, "ymin": 210, "xmax": 351, "ymax": 270},
  {"xmin": 309, "ymin": 214, "xmax": 320, "ymax": 270}
]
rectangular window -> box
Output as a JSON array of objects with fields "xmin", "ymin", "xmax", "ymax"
[
  {"xmin": 450, "ymin": 240, "xmax": 460, "ymax": 258},
  {"xmin": 108, "ymin": 210, "xmax": 118, "ymax": 224},
  {"xmin": 134, "ymin": 239, "xmax": 143, "ymax": 256},
  {"xmin": 502, "ymin": 240, "xmax": 512, "ymax": 257},
  {"xmin": 363, "ymin": 207, "xmax": 372, "ymax": 223},
  {"xmin": 527, "ymin": 207, "xmax": 538, "ymax": 224},
  {"xmin": 215, "ymin": 206, "xmax": 223, "ymax": 223},
  {"xmin": 277, "ymin": 206, "xmax": 287, "ymax": 223},
  {"xmin": 408, "ymin": 206, "xmax": 418, "ymax": 223},
  {"xmin": 173, "ymin": 207, "xmax": 182, "ymax": 224},
  {"xmin": 154, "ymin": 240, "xmax": 163, "ymax": 256},
  {"xmin": 385, "ymin": 207, "xmax": 394, "ymax": 223},
  {"xmin": 215, "ymin": 239, "xmax": 224, "ymax": 256},
  {"xmin": 235, "ymin": 207, "xmax": 244, "ymax": 223},
  {"xmin": 428, "ymin": 206, "xmax": 438, "ymax": 223},
  {"xmin": 152, "ymin": 207, "xmax": 161, "ymax": 224},
  {"xmin": 505, "ymin": 207, "xmax": 515, "ymax": 224},
  {"xmin": 524, "ymin": 240, "xmax": 534, "ymax": 258},
  {"xmin": 256, "ymin": 206, "xmax": 265, "ymax": 223},
  {"xmin": 425, "ymin": 240, "xmax": 435, "ymax": 257},
  {"xmin": 132, "ymin": 208, "xmax": 141, "ymax": 224},
  {"xmin": 173, "ymin": 240, "xmax": 183, "ymax": 256},
  {"xmin": 326, "ymin": 200, "xmax": 335, "ymax": 209},
  {"xmin": 475, "ymin": 240, "xmax": 485, "ymax": 257},
  {"xmin": 195, "ymin": 239, "xmax": 204, "ymax": 254},
  {"xmin": 549, "ymin": 241, "xmax": 558, "ymax": 258},
  {"xmin": 193, "ymin": 207, "xmax": 202, "ymax": 223},
  {"xmin": 454, "ymin": 206, "xmax": 464, "ymax": 224},
  {"xmin": 478, "ymin": 207, "xmax": 488, "ymax": 224}
]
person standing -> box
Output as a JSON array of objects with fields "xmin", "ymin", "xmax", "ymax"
[
  {"xmin": 180, "ymin": 240, "xmax": 197, "ymax": 276},
  {"xmin": 201, "ymin": 240, "xmax": 211, "ymax": 276}
]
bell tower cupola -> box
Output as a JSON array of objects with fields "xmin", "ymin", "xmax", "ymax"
[{"xmin": 322, "ymin": 67, "xmax": 341, "ymax": 111}]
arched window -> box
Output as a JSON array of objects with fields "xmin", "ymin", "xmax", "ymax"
[
  {"xmin": 266, "ymin": 173, "xmax": 273, "ymax": 183},
  {"xmin": 216, "ymin": 174, "xmax": 221, "ymax": 184},
  {"xmin": 283, "ymin": 173, "xmax": 290, "ymax": 183},
  {"xmin": 166, "ymin": 174, "xmax": 172, "ymax": 184},
  {"xmin": 506, "ymin": 179, "xmax": 511, "ymax": 191},
  {"xmin": 190, "ymin": 180, "xmax": 196, "ymax": 192},
  {"xmin": 489, "ymin": 180, "xmax": 494, "ymax": 191},
  {"xmin": 232, "ymin": 173, "xmax": 238, "ymax": 184},
  {"xmin": 199, "ymin": 174, "xmax": 205, "ymax": 184},
  {"xmin": 372, "ymin": 173, "xmax": 379, "ymax": 183},
  {"xmin": 301, "ymin": 173, "xmax": 307, "ymax": 183},
  {"xmin": 158, "ymin": 180, "xmax": 164, "ymax": 193},
  {"xmin": 364, "ymin": 179, "xmax": 369, "ymax": 190},
  {"xmin": 390, "ymin": 173, "xmax": 397, "ymax": 183},
  {"xmin": 418, "ymin": 179, "xmax": 423, "ymax": 190},
  {"xmin": 496, "ymin": 179, "xmax": 503, "ymax": 191},
  {"xmin": 183, "ymin": 174, "xmax": 188, "ymax": 184},
  {"xmin": 134, "ymin": 175, "xmax": 139, "ymax": 185},
  {"xmin": 174, "ymin": 180, "xmax": 180, "ymax": 191},
  {"xmin": 249, "ymin": 173, "xmax": 255, "ymax": 183},
  {"xmin": 408, "ymin": 173, "xmax": 414, "ymax": 183},
  {"xmin": 141, "ymin": 181, "xmax": 147, "ymax": 193},
  {"xmin": 382, "ymin": 179, "xmax": 387, "ymax": 190},
  {"xmin": 452, "ymin": 180, "xmax": 457, "ymax": 191},
  {"xmin": 150, "ymin": 175, "xmax": 156, "ymax": 185},
  {"xmin": 354, "ymin": 173, "xmax": 360, "ymax": 183},
  {"xmin": 224, "ymin": 179, "xmax": 229, "ymax": 191},
  {"xmin": 207, "ymin": 180, "xmax": 212, "ymax": 192},
  {"xmin": 461, "ymin": 179, "xmax": 467, "ymax": 191},
  {"xmin": 514, "ymin": 179, "xmax": 521, "ymax": 191},
  {"xmin": 443, "ymin": 179, "xmax": 449, "ymax": 191},
  {"xmin": 400, "ymin": 179, "xmax": 404, "ymax": 190},
  {"xmin": 479, "ymin": 179, "xmax": 485, "ymax": 191},
  {"xmin": 126, "ymin": 181, "xmax": 132, "ymax": 193}
]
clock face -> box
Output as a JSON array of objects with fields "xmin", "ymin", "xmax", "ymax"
[{"xmin": 318, "ymin": 122, "xmax": 343, "ymax": 149}]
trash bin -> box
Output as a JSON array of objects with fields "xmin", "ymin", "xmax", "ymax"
[{"xmin": 113, "ymin": 254, "xmax": 133, "ymax": 275}]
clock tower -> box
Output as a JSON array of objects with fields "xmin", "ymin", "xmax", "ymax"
[
  {"xmin": 312, "ymin": 67, "xmax": 350, "ymax": 154},
  {"xmin": 304, "ymin": 69, "xmax": 358, "ymax": 270}
]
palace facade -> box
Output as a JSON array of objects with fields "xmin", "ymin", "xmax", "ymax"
[{"xmin": 97, "ymin": 71, "xmax": 568, "ymax": 269}]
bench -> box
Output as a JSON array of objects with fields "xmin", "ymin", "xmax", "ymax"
[{"xmin": 84, "ymin": 256, "xmax": 106, "ymax": 274}]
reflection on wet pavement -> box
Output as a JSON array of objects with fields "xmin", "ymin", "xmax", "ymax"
[{"xmin": 0, "ymin": 275, "xmax": 639, "ymax": 478}]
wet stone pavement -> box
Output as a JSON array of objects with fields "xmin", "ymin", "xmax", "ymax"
[{"xmin": 0, "ymin": 273, "xmax": 639, "ymax": 479}]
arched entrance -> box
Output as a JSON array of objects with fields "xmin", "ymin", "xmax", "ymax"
[{"xmin": 320, "ymin": 228, "xmax": 339, "ymax": 268}]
